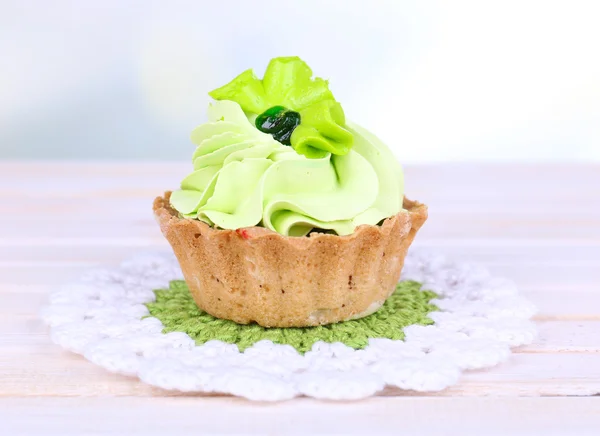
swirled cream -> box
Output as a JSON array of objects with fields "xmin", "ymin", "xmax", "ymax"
[{"xmin": 170, "ymin": 100, "xmax": 404, "ymax": 236}]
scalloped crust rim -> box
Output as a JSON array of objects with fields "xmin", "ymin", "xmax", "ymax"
[{"xmin": 153, "ymin": 192, "xmax": 427, "ymax": 327}]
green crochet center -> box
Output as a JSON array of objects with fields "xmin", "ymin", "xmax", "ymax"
[{"xmin": 146, "ymin": 280, "xmax": 438, "ymax": 353}]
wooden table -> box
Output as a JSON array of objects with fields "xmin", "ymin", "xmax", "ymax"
[{"xmin": 2, "ymin": 162, "xmax": 599, "ymax": 435}]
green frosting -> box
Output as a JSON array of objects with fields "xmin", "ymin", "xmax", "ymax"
[
  {"xmin": 145, "ymin": 280, "xmax": 438, "ymax": 353},
  {"xmin": 209, "ymin": 56, "xmax": 352, "ymax": 158},
  {"xmin": 170, "ymin": 99, "xmax": 404, "ymax": 236}
]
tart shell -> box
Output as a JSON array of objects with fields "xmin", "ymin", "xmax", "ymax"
[{"xmin": 153, "ymin": 192, "xmax": 427, "ymax": 327}]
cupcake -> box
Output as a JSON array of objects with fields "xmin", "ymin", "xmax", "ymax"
[{"xmin": 153, "ymin": 56, "xmax": 427, "ymax": 327}]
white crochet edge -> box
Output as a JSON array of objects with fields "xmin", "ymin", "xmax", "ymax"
[{"xmin": 41, "ymin": 249, "xmax": 537, "ymax": 401}]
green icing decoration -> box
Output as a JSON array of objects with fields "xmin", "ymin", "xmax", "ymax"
[
  {"xmin": 292, "ymin": 99, "xmax": 353, "ymax": 159},
  {"xmin": 145, "ymin": 280, "xmax": 438, "ymax": 353},
  {"xmin": 170, "ymin": 99, "xmax": 405, "ymax": 237},
  {"xmin": 208, "ymin": 68, "xmax": 269, "ymax": 114},
  {"xmin": 209, "ymin": 56, "xmax": 353, "ymax": 158}
]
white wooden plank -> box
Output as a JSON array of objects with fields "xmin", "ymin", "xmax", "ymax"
[
  {"xmin": 2, "ymin": 211, "xmax": 599, "ymax": 241},
  {"xmin": 442, "ymin": 354, "xmax": 600, "ymax": 397},
  {"xmin": 0, "ymin": 197, "xmax": 157, "ymax": 217},
  {"xmin": 531, "ymin": 291, "xmax": 600, "ymax": 320},
  {"xmin": 2, "ymin": 318, "xmax": 600, "ymax": 399},
  {"xmin": 1, "ymin": 342, "xmax": 600, "ymax": 397},
  {"xmin": 3, "ymin": 286, "xmax": 599, "ymax": 320},
  {"xmin": 0, "ymin": 194, "xmax": 600, "ymax": 220},
  {"xmin": 484, "ymin": 263, "xmax": 600, "ymax": 291},
  {"xmin": 7, "ymin": 229, "xmax": 596, "ymax": 247},
  {"xmin": 0, "ymin": 161, "xmax": 188, "ymax": 179},
  {"xmin": 518, "ymin": 321, "xmax": 600, "ymax": 353},
  {"xmin": 3, "ymin": 190, "xmax": 597, "ymax": 214},
  {"xmin": 1, "ymin": 397, "xmax": 599, "ymax": 436},
  {"xmin": 3, "ymin": 279, "xmax": 600, "ymax": 321},
  {"xmin": 0, "ymin": 265, "xmax": 94, "ymax": 287},
  {"xmin": 0, "ymin": 218, "xmax": 165, "ymax": 245},
  {"xmin": 0, "ymin": 245, "xmax": 168, "ymax": 263},
  {"xmin": 3, "ymin": 242, "xmax": 600, "ymax": 266},
  {"xmin": 0, "ymin": 317, "xmax": 46, "ymax": 336},
  {"xmin": 1, "ymin": 260, "xmax": 598, "ymax": 295},
  {"xmin": 2, "ymin": 318, "xmax": 599, "ymax": 354},
  {"xmin": 402, "ymin": 163, "xmax": 600, "ymax": 189},
  {"xmin": 416, "ymin": 240, "xmax": 600, "ymax": 263},
  {"xmin": 5, "ymin": 288, "xmax": 600, "ymax": 321},
  {"xmin": 1, "ymin": 164, "xmax": 598, "ymax": 220},
  {"xmin": 2, "ymin": 162, "xmax": 597, "ymax": 195},
  {"xmin": 4, "ymin": 232, "xmax": 600, "ymax": 250},
  {"xmin": 0, "ymin": 290, "xmax": 49, "ymax": 315}
]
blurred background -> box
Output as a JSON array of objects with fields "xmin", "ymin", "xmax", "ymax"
[{"xmin": 1, "ymin": 0, "xmax": 599, "ymax": 163}]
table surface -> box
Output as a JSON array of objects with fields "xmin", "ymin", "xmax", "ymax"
[{"xmin": 1, "ymin": 162, "xmax": 599, "ymax": 435}]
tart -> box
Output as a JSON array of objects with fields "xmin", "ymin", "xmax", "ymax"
[{"xmin": 154, "ymin": 56, "xmax": 427, "ymax": 327}]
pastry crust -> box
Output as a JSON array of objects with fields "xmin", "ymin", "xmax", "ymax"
[{"xmin": 153, "ymin": 192, "xmax": 427, "ymax": 327}]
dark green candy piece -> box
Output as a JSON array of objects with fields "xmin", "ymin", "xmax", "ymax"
[
  {"xmin": 255, "ymin": 105, "xmax": 301, "ymax": 146},
  {"xmin": 255, "ymin": 105, "xmax": 287, "ymax": 133}
]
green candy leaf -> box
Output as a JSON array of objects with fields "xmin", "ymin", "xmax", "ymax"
[
  {"xmin": 291, "ymin": 100, "xmax": 353, "ymax": 158},
  {"xmin": 209, "ymin": 57, "xmax": 353, "ymax": 158},
  {"xmin": 262, "ymin": 56, "xmax": 333, "ymax": 110},
  {"xmin": 208, "ymin": 69, "xmax": 270, "ymax": 114},
  {"xmin": 262, "ymin": 57, "xmax": 311, "ymax": 104}
]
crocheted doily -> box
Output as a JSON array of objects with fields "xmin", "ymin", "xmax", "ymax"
[{"xmin": 41, "ymin": 249, "xmax": 537, "ymax": 401}]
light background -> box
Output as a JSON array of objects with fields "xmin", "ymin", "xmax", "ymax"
[{"xmin": 1, "ymin": 0, "xmax": 599, "ymax": 162}]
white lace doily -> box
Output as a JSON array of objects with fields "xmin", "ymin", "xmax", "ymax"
[{"xmin": 41, "ymin": 249, "xmax": 536, "ymax": 401}]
